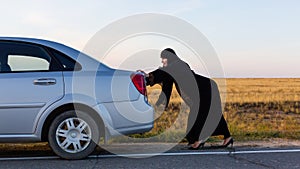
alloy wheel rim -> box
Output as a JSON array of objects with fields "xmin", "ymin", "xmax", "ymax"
[{"xmin": 55, "ymin": 117, "xmax": 92, "ymax": 153}]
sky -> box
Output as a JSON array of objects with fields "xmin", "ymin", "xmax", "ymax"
[{"xmin": 1, "ymin": 0, "xmax": 300, "ymax": 77}]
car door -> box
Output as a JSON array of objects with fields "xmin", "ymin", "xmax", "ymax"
[{"xmin": 0, "ymin": 41, "xmax": 64, "ymax": 134}]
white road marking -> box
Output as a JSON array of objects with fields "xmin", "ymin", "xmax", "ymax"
[
  {"xmin": 1, "ymin": 149, "xmax": 300, "ymax": 161},
  {"xmin": 233, "ymin": 149, "xmax": 300, "ymax": 154},
  {"xmin": 94, "ymin": 149, "xmax": 300, "ymax": 158}
]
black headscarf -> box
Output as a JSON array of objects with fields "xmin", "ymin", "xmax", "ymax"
[
  {"xmin": 147, "ymin": 48, "xmax": 197, "ymax": 107},
  {"xmin": 160, "ymin": 48, "xmax": 180, "ymax": 65}
]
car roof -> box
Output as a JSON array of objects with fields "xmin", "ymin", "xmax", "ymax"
[
  {"xmin": 0, "ymin": 37, "xmax": 113, "ymax": 71},
  {"xmin": 0, "ymin": 37, "xmax": 81, "ymax": 60}
]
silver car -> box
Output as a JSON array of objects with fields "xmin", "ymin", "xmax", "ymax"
[{"xmin": 0, "ymin": 37, "xmax": 154, "ymax": 159}]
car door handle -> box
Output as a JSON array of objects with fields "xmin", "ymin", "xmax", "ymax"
[{"xmin": 33, "ymin": 78, "xmax": 56, "ymax": 85}]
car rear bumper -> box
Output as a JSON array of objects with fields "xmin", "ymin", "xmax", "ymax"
[{"xmin": 94, "ymin": 95, "xmax": 154, "ymax": 136}]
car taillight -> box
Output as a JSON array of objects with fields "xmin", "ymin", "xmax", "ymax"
[{"xmin": 131, "ymin": 73, "xmax": 146, "ymax": 96}]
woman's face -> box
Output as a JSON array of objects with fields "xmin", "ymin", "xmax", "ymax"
[{"xmin": 161, "ymin": 58, "xmax": 168, "ymax": 67}]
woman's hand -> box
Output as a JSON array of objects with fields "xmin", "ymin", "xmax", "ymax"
[{"xmin": 137, "ymin": 70, "xmax": 149, "ymax": 77}]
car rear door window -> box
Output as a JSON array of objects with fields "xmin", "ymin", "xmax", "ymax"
[
  {"xmin": 0, "ymin": 41, "xmax": 59, "ymax": 72},
  {"xmin": 8, "ymin": 55, "xmax": 50, "ymax": 71}
]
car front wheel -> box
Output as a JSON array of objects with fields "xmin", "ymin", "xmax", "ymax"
[{"xmin": 48, "ymin": 110, "xmax": 100, "ymax": 159}]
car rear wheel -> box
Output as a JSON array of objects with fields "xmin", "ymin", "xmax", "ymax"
[{"xmin": 48, "ymin": 110, "xmax": 100, "ymax": 159}]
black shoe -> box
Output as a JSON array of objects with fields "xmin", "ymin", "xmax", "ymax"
[
  {"xmin": 221, "ymin": 137, "xmax": 234, "ymax": 148},
  {"xmin": 188, "ymin": 142, "xmax": 205, "ymax": 150}
]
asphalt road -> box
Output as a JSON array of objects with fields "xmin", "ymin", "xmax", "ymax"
[{"xmin": 0, "ymin": 144, "xmax": 300, "ymax": 169}]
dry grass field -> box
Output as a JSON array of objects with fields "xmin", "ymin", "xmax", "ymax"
[
  {"xmin": 223, "ymin": 78, "xmax": 300, "ymax": 141},
  {"xmin": 125, "ymin": 78, "xmax": 300, "ymax": 142}
]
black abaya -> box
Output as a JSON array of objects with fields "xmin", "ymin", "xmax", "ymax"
[{"xmin": 146, "ymin": 61, "xmax": 231, "ymax": 144}]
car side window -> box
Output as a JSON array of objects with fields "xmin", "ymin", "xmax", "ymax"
[
  {"xmin": 0, "ymin": 41, "xmax": 59, "ymax": 73},
  {"xmin": 8, "ymin": 55, "xmax": 49, "ymax": 72}
]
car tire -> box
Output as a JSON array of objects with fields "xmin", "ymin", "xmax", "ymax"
[{"xmin": 48, "ymin": 110, "xmax": 100, "ymax": 160}]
